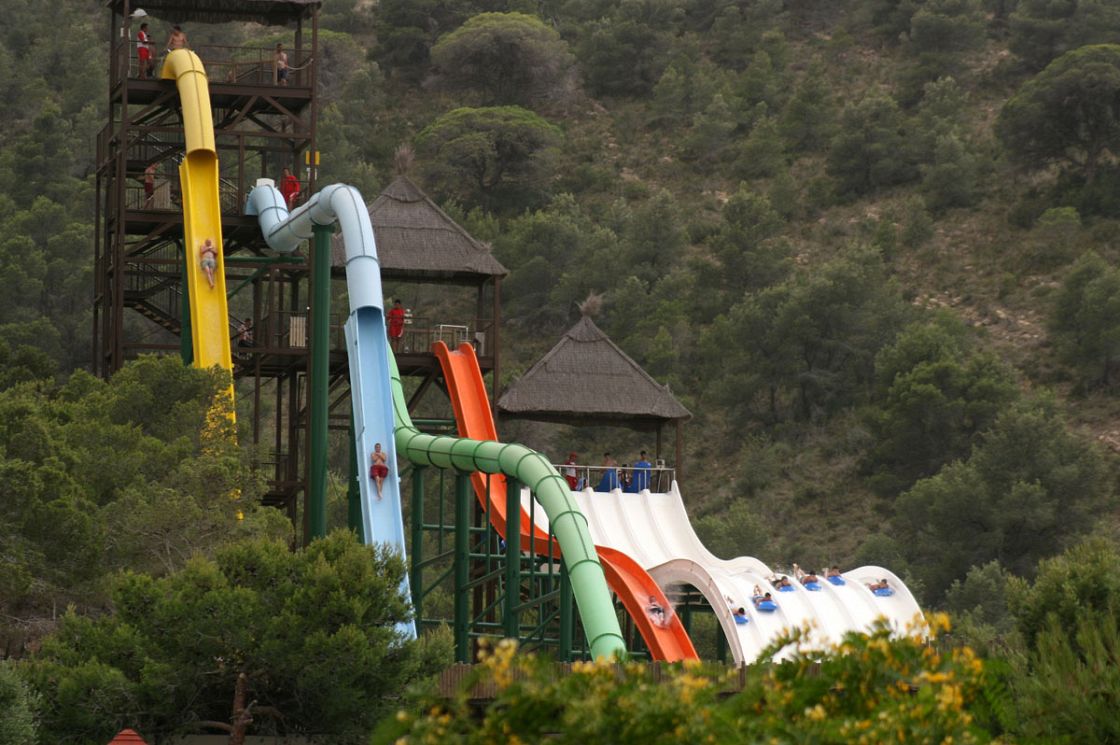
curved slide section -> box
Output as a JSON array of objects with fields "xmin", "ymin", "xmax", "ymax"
[
  {"xmin": 247, "ymin": 181, "xmax": 412, "ymax": 638},
  {"xmin": 245, "ymin": 186, "xmax": 627, "ymax": 659},
  {"xmin": 433, "ymin": 341, "xmax": 697, "ymax": 662},
  {"xmin": 161, "ymin": 50, "xmax": 232, "ymax": 374},
  {"xmin": 576, "ymin": 485, "xmax": 924, "ymax": 664},
  {"xmin": 388, "ymin": 350, "xmax": 626, "ymax": 660}
]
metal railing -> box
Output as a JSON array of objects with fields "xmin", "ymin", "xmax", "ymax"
[
  {"xmin": 554, "ymin": 464, "xmax": 676, "ymax": 494},
  {"xmin": 394, "ymin": 317, "xmax": 497, "ymax": 356},
  {"xmin": 113, "ymin": 40, "xmax": 314, "ymax": 88}
]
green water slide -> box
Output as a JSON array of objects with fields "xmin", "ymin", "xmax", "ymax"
[{"xmin": 388, "ymin": 353, "xmax": 627, "ymax": 660}]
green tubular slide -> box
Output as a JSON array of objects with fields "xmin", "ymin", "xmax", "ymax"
[{"xmin": 388, "ymin": 353, "xmax": 627, "ymax": 660}]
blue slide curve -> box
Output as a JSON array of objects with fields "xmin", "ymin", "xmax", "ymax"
[
  {"xmin": 246, "ymin": 180, "xmax": 414, "ymax": 638},
  {"xmin": 247, "ymin": 179, "xmax": 627, "ymax": 658}
]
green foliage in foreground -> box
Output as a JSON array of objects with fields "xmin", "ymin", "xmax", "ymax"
[
  {"xmin": 380, "ymin": 618, "xmax": 990, "ymax": 744},
  {"xmin": 0, "ymin": 355, "xmax": 290, "ymax": 657},
  {"xmin": 23, "ymin": 532, "xmax": 452, "ymax": 745},
  {"xmin": 0, "ymin": 662, "xmax": 39, "ymax": 745}
]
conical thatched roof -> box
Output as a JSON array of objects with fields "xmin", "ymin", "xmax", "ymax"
[
  {"xmin": 111, "ymin": 0, "xmax": 318, "ymax": 25},
  {"xmin": 498, "ymin": 316, "xmax": 691, "ymax": 425},
  {"xmin": 332, "ymin": 176, "xmax": 507, "ymax": 282}
]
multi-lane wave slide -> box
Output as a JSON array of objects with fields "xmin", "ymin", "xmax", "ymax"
[
  {"xmin": 161, "ymin": 51, "xmax": 233, "ymax": 379},
  {"xmin": 571, "ymin": 489, "xmax": 925, "ymax": 664},
  {"xmin": 429, "ymin": 342, "xmax": 921, "ymax": 663},
  {"xmin": 432, "ymin": 342, "xmax": 697, "ymax": 662},
  {"xmin": 245, "ymin": 183, "xmax": 629, "ymax": 659}
]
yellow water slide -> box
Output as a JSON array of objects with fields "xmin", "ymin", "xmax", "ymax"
[{"xmin": 161, "ymin": 50, "xmax": 233, "ymax": 375}]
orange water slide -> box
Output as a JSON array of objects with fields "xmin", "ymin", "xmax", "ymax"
[{"xmin": 433, "ymin": 341, "xmax": 698, "ymax": 662}]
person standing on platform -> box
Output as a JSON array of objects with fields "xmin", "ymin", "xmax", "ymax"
[
  {"xmin": 274, "ymin": 42, "xmax": 289, "ymax": 85},
  {"xmin": 387, "ymin": 299, "xmax": 406, "ymax": 351},
  {"xmin": 633, "ymin": 450, "xmax": 652, "ymax": 491},
  {"xmin": 279, "ymin": 167, "xmax": 300, "ymax": 208},
  {"xmin": 562, "ymin": 451, "xmax": 580, "ymax": 490},
  {"xmin": 165, "ymin": 24, "xmax": 188, "ymax": 54},
  {"xmin": 136, "ymin": 22, "xmax": 153, "ymax": 78}
]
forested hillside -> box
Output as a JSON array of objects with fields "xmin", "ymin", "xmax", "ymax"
[{"xmin": 4, "ymin": 0, "xmax": 1120, "ymax": 649}]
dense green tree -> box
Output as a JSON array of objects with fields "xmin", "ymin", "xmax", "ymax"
[
  {"xmin": 828, "ymin": 90, "xmax": 918, "ymax": 199},
  {"xmin": 0, "ymin": 357, "xmax": 288, "ymax": 657},
  {"xmin": 779, "ymin": 61, "xmax": 836, "ymax": 152},
  {"xmin": 373, "ymin": 0, "xmax": 488, "ymax": 76},
  {"xmin": 868, "ymin": 316, "xmax": 1018, "ymax": 491},
  {"xmin": 1049, "ymin": 251, "xmax": 1120, "ymax": 387},
  {"xmin": 704, "ymin": 245, "xmax": 909, "ymax": 421},
  {"xmin": 920, "ymin": 133, "xmax": 982, "ymax": 211},
  {"xmin": 576, "ymin": 3, "xmax": 676, "ymax": 96},
  {"xmin": 1012, "ymin": 610, "xmax": 1120, "ymax": 743},
  {"xmin": 997, "ymin": 45, "xmax": 1120, "ymax": 184},
  {"xmin": 0, "ymin": 662, "xmax": 39, "ymax": 745},
  {"xmin": 704, "ymin": 185, "xmax": 788, "ymax": 294},
  {"xmin": 682, "ymin": 94, "xmax": 738, "ymax": 162},
  {"xmin": 493, "ymin": 194, "xmax": 620, "ymax": 333},
  {"xmin": 1008, "ymin": 538, "xmax": 1120, "ymax": 651},
  {"xmin": 1009, "ymin": 0, "xmax": 1120, "ymax": 71},
  {"xmin": 430, "ymin": 13, "xmax": 576, "ymax": 105},
  {"xmin": 944, "ymin": 561, "xmax": 1016, "ymax": 649},
  {"xmin": 416, "ymin": 106, "xmax": 562, "ymax": 212},
  {"xmin": 894, "ymin": 397, "xmax": 1110, "ymax": 601},
  {"xmin": 902, "ymin": 0, "xmax": 985, "ymax": 95},
  {"xmin": 735, "ymin": 116, "xmax": 787, "ymax": 179},
  {"xmin": 25, "ymin": 532, "xmax": 451, "ymax": 745}
]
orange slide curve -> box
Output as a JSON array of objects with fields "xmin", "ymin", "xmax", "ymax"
[{"xmin": 433, "ymin": 341, "xmax": 698, "ymax": 662}]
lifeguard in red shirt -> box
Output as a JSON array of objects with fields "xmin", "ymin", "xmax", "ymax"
[
  {"xmin": 387, "ymin": 299, "xmax": 406, "ymax": 351},
  {"xmin": 279, "ymin": 167, "xmax": 300, "ymax": 208}
]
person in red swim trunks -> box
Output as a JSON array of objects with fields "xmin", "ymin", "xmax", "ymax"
[
  {"xmin": 369, "ymin": 442, "xmax": 389, "ymax": 499},
  {"xmin": 136, "ymin": 23, "xmax": 153, "ymax": 78},
  {"xmin": 387, "ymin": 299, "xmax": 405, "ymax": 351}
]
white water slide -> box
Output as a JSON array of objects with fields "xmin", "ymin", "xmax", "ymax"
[{"xmin": 525, "ymin": 482, "xmax": 923, "ymax": 664}]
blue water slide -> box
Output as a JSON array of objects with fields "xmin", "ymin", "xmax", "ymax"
[{"xmin": 246, "ymin": 180, "xmax": 415, "ymax": 639}]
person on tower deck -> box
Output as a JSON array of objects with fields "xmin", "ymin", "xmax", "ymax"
[
  {"xmin": 136, "ymin": 22, "xmax": 153, "ymax": 78},
  {"xmin": 165, "ymin": 24, "xmax": 188, "ymax": 54},
  {"xmin": 279, "ymin": 167, "xmax": 301, "ymax": 208},
  {"xmin": 386, "ymin": 299, "xmax": 406, "ymax": 351},
  {"xmin": 562, "ymin": 451, "xmax": 580, "ymax": 490},
  {"xmin": 143, "ymin": 162, "xmax": 156, "ymax": 207},
  {"xmin": 274, "ymin": 43, "xmax": 290, "ymax": 85},
  {"xmin": 370, "ymin": 443, "xmax": 389, "ymax": 499},
  {"xmin": 595, "ymin": 452, "xmax": 619, "ymax": 491},
  {"xmin": 632, "ymin": 450, "xmax": 652, "ymax": 491},
  {"xmin": 199, "ymin": 239, "xmax": 218, "ymax": 289}
]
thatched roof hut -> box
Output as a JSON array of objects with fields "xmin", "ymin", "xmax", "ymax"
[
  {"xmin": 498, "ymin": 315, "xmax": 690, "ymax": 470},
  {"xmin": 110, "ymin": 0, "xmax": 319, "ymax": 26},
  {"xmin": 333, "ymin": 176, "xmax": 507, "ymax": 282}
]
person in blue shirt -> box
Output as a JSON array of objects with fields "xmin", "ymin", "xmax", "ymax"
[
  {"xmin": 595, "ymin": 452, "xmax": 619, "ymax": 491},
  {"xmin": 633, "ymin": 450, "xmax": 652, "ymax": 491}
]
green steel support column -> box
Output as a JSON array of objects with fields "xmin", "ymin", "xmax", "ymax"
[
  {"xmin": 716, "ymin": 622, "xmax": 727, "ymax": 663},
  {"xmin": 307, "ymin": 224, "xmax": 332, "ymax": 541},
  {"xmin": 347, "ymin": 411, "xmax": 363, "ymax": 539},
  {"xmin": 504, "ymin": 478, "xmax": 521, "ymax": 639},
  {"xmin": 454, "ymin": 472, "xmax": 471, "ymax": 662},
  {"xmin": 559, "ymin": 562, "xmax": 573, "ymax": 661},
  {"xmin": 410, "ymin": 466, "xmax": 426, "ymax": 618},
  {"xmin": 683, "ymin": 597, "xmax": 692, "ymax": 634},
  {"xmin": 179, "ymin": 247, "xmax": 192, "ymax": 365}
]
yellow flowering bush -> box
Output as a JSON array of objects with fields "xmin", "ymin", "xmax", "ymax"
[{"xmin": 380, "ymin": 617, "xmax": 993, "ymax": 744}]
